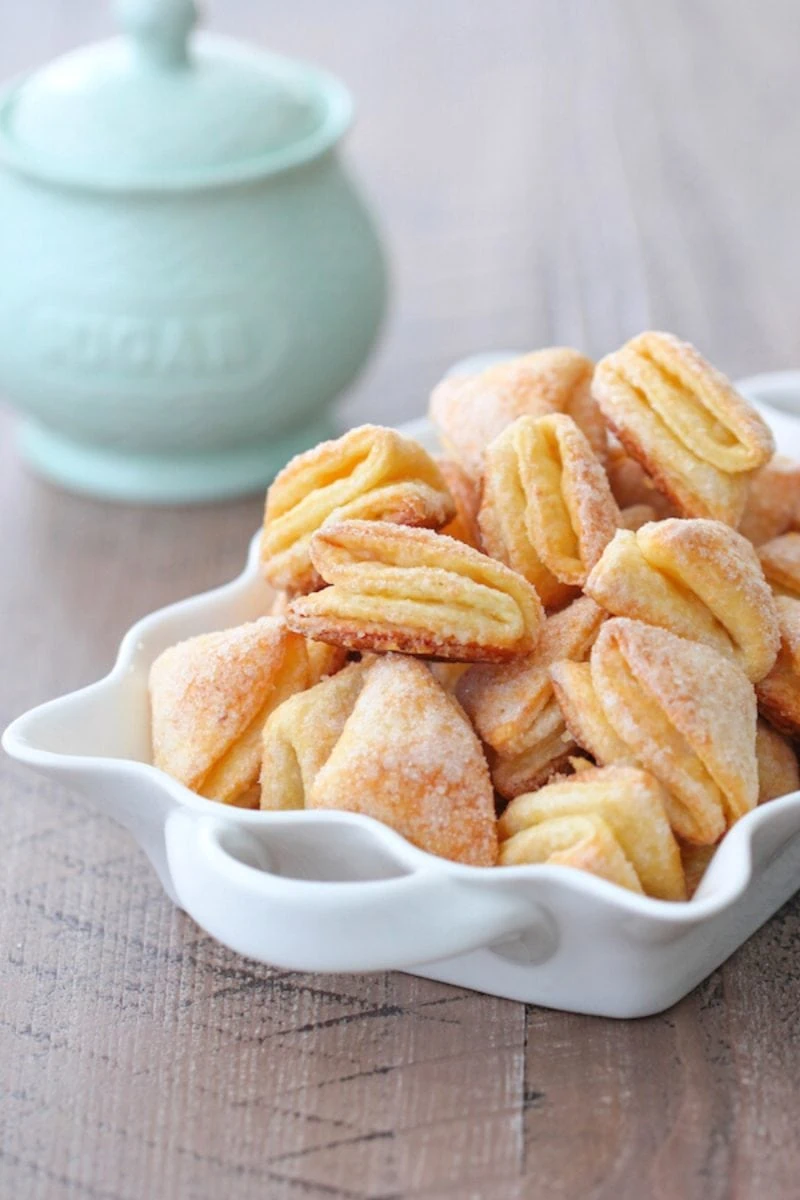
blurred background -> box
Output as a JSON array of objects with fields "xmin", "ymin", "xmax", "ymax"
[{"xmin": 4, "ymin": 0, "xmax": 799, "ymax": 435}]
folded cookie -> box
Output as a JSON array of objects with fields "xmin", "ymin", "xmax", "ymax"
[
  {"xmin": 757, "ymin": 532, "xmax": 800, "ymax": 599},
  {"xmin": 261, "ymin": 425, "xmax": 455, "ymax": 593},
  {"xmin": 286, "ymin": 520, "xmax": 544, "ymax": 662},
  {"xmin": 756, "ymin": 596, "xmax": 800, "ymax": 737},
  {"xmin": 309, "ymin": 655, "xmax": 498, "ymax": 866},
  {"xmin": 428, "ymin": 348, "xmax": 604, "ymax": 476},
  {"xmin": 756, "ymin": 718, "xmax": 800, "ymax": 803},
  {"xmin": 501, "ymin": 812, "xmax": 643, "ymax": 892},
  {"xmin": 584, "ymin": 519, "xmax": 779, "ymax": 682},
  {"xmin": 593, "ymin": 332, "xmax": 774, "ymax": 524},
  {"xmin": 149, "ymin": 617, "xmax": 339, "ymax": 806},
  {"xmin": 436, "ymin": 457, "xmax": 482, "ymax": 548},
  {"xmin": 260, "ymin": 660, "xmax": 370, "ymax": 810},
  {"xmin": 551, "ymin": 618, "xmax": 759, "ymax": 844},
  {"xmin": 498, "ymin": 765, "xmax": 686, "ymax": 900},
  {"xmin": 739, "ymin": 456, "xmax": 800, "ymax": 546},
  {"xmin": 478, "ymin": 414, "xmax": 619, "ymax": 607},
  {"xmin": 458, "ymin": 597, "xmax": 605, "ymax": 796}
]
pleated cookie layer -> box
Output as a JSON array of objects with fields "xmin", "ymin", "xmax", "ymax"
[
  {"xmin": 260, "ymin": 660, "xmax": 370, "ymax": 811},
  {"xmin": 286, "ymin": 520, "xmax": 544, "ymax": 662},
  {"xmin": 593, "ymin": 332, "xmax": 774, "ymax": 524},
  {"xmin": 261, "ymin": 424, "xmax": 455, "ymax": 593},
  {"xmin": 477, "ymin": 413, "xmax": 619, "ymax": 608},
  {"xmin": 498, "ymin": 765, "xmax": 686, "ymax": 900},
  {"xmin": 149, "ymin": 617, "xmax": 343, "ymax": 807},
  {"xmin": 584, "ymin": 518, "xmax": 779, "ymax": 682},
  {"xmin": 550, "ymin": 618, "xmax": 759, "ymax": 845},
  {"xmin": 309, "ymin": 655, "xmax": 499, "ymax": 866}
]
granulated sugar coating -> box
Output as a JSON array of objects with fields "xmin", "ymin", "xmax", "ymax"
[
  {"xmin": 260, "ymin": 424, "xmax": 455, "ymax": 594},
  {"xmin": 591, "ymin": 618, "xmax": 758, "ymax": 842},
  {"xmin": 149, "ymin": 617, "xmax": 339, "ymax": 805},
  {"xmin": 477, "ymin": 413, "xmax": 619, "ymax": 607},
  {"xmin": 286, "ymin": 520, "xmax": 544, "ymax": 662},
  {"xmin": 549, "ymin": 660, "xmax": 631, "ymax": 767},
  {"xmin": 498, "ymin": 764, "xmax": 686, "ymax": 901},
  {"xmin": 592, "ymin": 333, "xmax": 774, "ymax": 526},
  {"xmin": 149, "ymin": 617, "xmax": 290, "ymax": 791},
  {"xmin": 260, "ymin": 660, "xmax": 370, "ymax": 811},
  {"xmin": 148, "ymin": 614, "xmax": 298, "ymax": 801},
  {"xmin": 585, "ymin": 518, "xmax": 780, "ymax": 683},
  {"xmin": 429, "ymin": 348, "xmax": 602, "ymax": 477},
  {"xmin": 310, "ymin": 655, "xmax": 498, "ymax": 866}
]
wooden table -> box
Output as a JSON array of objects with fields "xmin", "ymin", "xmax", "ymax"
[{"xmin": 4, "ymin": 2, "xmax": 800, "ymax": 1196}]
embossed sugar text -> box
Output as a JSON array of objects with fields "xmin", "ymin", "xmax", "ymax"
[{"xmin": 35, "ymin": 310, "xmax": 253, "ymax": 376}]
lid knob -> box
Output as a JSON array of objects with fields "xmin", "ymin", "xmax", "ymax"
[{"xmin": 113, "ymin": 0, "xmax": 198, "ymax": 68}]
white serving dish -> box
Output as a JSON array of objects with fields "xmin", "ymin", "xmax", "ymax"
[{"xmin": 6, "ymin": 368, "xmax": 800, "ymax": 1019}]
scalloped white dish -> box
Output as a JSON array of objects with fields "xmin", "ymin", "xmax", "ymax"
[{"xmin": 5, "ymin": 367, "xmax": 800, "ymax": 1019}]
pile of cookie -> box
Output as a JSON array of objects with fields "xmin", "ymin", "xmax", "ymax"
[{"xmin": 149, "ymin": 332, "xmax": 800, "ymax": 900}]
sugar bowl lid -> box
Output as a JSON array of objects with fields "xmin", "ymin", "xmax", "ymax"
[{"xmin": 0, "ymin": 0, "xmax": 352, "ymax": 191}]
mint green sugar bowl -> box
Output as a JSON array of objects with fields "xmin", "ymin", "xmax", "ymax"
[{"xmin": 0, "ymin": 0, "xmax": 387, "ymax": 501}]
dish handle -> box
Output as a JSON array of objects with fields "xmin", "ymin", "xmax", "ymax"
[{"xmin": 164, "ymin": 810, "xmax": 550, "ymax": 972}]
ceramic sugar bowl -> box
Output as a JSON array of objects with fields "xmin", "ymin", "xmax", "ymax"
[{"xmin": 0, "ymin": 0, "xmax": 387, "ymax": 501}]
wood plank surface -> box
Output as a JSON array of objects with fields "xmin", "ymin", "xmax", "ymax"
[{"xmin": 3, "ymin": 2, "xmax": 800, "ymax": 1197}]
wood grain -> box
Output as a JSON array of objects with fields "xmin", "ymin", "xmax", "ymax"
[{"xmin": 3, "ymin": 1, "xmax": 800, "ymax": 1197}]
